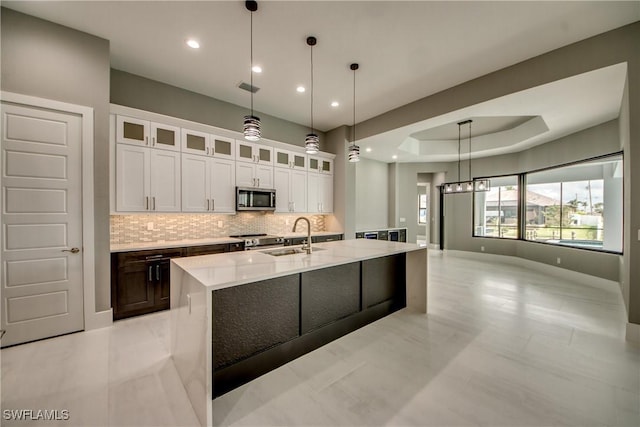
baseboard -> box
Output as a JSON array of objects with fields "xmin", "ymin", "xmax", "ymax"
[
  {"xmin": 444, "ymin": 250, "xmax": 619, "ymax": 291},
  {"xmin": 626, "ymin": 322, "xmax": 640, "ymax": 342},
  {"xmin": 85, "ymin": 309, "xmax": 113, "ymax": 330}
]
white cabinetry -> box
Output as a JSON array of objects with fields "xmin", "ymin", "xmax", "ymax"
[
  {"xmin": 182, "ymin": 154, "xmax": 235, "ymax": 213},
  {"xmin": 274, "ymin": 148, "xmax": 306, "ymax": 171},
  {"xmin": 236, "ymin": 140, "xmax": 273, "ymax": 165},
  {"xmin": 116, "ymin": 115, "xmax": 180, "ymax": 151},
  {"xmin": 116, "ymin": 144, "xmax": 181, "ymax": 212},
  {"xmin": 274, "ymin": 168, "xmax": 307, "ymax": 213},
  {"xmin": 182, "ymin": 131, "xmax": 235, "ymax": 160},
  {"xmin": 308, "ymin": 156, "xmax": 333, "ymax": 175},
  {"xmin": 236, "ymin": 162, "xmax": 273, "ymax": 189},
  {"xmin": 307, "ymin": 172, "xmax": 333, "ymax": 214}
]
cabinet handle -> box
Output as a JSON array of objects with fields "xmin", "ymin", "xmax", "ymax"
[
  {"xmin": 211, "ymin": 199, "xmax": 215, "ymax": 211},
  {"xmin": 156, "ymin": 264, "xmax": 160, "ymax": 281},
  {"xmin": 152, "ymin": 137, "xmax": 156, "ymax": 146},
  {"xmin": 257, "ymin": 178, "xmax": 260, "ymax": 187},
  {"xmin": 152, "ymin": 196, "xmax": 156, "ymax": 210},
  {"xmin": 206, "ymin": 147, "xmax": 209, "ymax": 155},
  {"xmin": 145, "ymin": 136, "xmax": 149, "ymax": 146},
  {"xmin": 207, "ymin": 199, "xmax": 210, "ymax": 211},
  {"xmin": 148, "ymin": 266, "xmax": 153, "ymax": 282},
  {"xmin": 145, "ymin": 196, "xmax": 149, "ymax": 210}
]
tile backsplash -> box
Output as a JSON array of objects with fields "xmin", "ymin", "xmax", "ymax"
[{"xmin": 110, "ymin": 213, "xmax": 328, "ymax": 244}]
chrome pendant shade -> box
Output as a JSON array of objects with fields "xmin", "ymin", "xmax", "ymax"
[
  {"xmin": 305, "ymin": 36, "xmax": 319, "ymax": 154},
  {"xmin": 243, "ymin": 1, "xmax": 261, "ymax": 141},
  {"xmin": 442, "ymin": 119, "xmax": 490, "ymax": 194},
  {"xmin": 348, "ymin": 63, "xmax": 360, "ymax": 163}
]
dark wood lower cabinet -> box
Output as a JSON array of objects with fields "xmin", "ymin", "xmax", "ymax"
[
  {"xmin": 212, "ymin": 253, "xmax": 406, "ymax": 397},
  {"xmin": 112, "ymin": 243, "xmax": 242, "ymax": 320}
]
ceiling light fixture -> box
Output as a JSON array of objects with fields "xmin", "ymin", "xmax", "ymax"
[
  {"xmin": 252, "ymin": 65, "xmax": 262, "ymax": 73},
  {"xmin": 304, "ymin": 36, "xmax": 319, "ymax": 154},
  {"xmin": 186, "ymin": 39, "xmax": 200, "ymax": 49},
  {"xmin": 331, "ymin": 101, "xmax": 339, "ymax": 107},
  {"xmin": 296, "ymin": 86, "xmax": 306, "ymax": 93},
  {"xmin": 348, "ymin": 63, "xmax": 360, "ymax": 163},
  {"xmin": 243, "ymin": 0, "xmax": 261, "ymax": 142},
  {"xmin": 442, "ymin": 120, "xmax": 490, "ymax": 194}
]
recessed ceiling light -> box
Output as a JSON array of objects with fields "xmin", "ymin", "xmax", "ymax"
[
  {"xmin": 296, "ymin": 86, "xmax": 306, "ymax": 93},
  {"xmin": 331, "ymin": 101, "xmax": 339, "ymax": 107},
  {"xmin": 392, "ymin": 155, "xmax": 398, "ymax": 160},
  {"xmin": 365, "ymin": 147, "xmax": 372, "ymax": 152},
  {"xmin": 186, "ymin": 39, "xmax": 200, "ymax": 49},
  {"xmin": 252, "ymin": 65, "xmax": 262, "ymax": 73}
]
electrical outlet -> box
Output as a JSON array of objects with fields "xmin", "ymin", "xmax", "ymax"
[
  {"xmin": 146, "ymin": 222, "xmax": 154, "ymax": 231},
  {"xmin": 481, "ymin": 246, "xmax": 485, "ymax": 252},
  {"xmin": 556, "ymin": 257, "xmax": 561, "ymax": 265},
  {"xmin": 217, "ymin": 221, "xmax": 223, "ymax": 228}
]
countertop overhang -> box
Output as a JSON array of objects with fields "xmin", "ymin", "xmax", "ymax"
[{"xmin": 172, "ymin": 239, "xmax": 424, "ymax": 291}]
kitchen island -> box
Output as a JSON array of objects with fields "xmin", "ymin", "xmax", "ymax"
[{"xmin": 169, "ymin": 238, "xmax": 427, "ymax": 426}]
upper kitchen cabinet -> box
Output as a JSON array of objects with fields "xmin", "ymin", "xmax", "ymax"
[
  {"xmin": 274, "ymin": 148, "xmax": 306, "ymax": 171},
  {"xmin": 116, "ymin": 115, "xmax": 180, "ymax": 152},
  {"xmin": 182, "ymin": 154, "xmax": 235, "ymax": 213},
  {"xmin": 307, "ymin": 172, "xmax": 333, "ymax": 214},
  {"xmin": 274, "ymin": 167, "xmax": 307, "ymax": 213},
  {"xmin": 308, "ymin": 155, "xmax": 333, "ymax": 175},
  {"xmin": 182, "ymin": 130, "xmax": 235, "ymax": 160},
  {"xmin": 236, "ymin": 162, "xmax": 273, "ymax": 189},
  {"xmin": 116, "ymin": 144, "xmax": 181, "ymax": 212},
  {"xmin": 236, "ymin": 140, "xmax": 273, "ymax": 166}
]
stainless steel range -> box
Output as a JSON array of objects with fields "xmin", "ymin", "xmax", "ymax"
[{"xmin": 229, "ymin": 233, "xmax": 285, "ymax": 250}]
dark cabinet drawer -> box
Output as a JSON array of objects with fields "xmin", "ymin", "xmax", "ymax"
[{"xmin": 185, "ymin": 244, "xmax": 228, "ymax": 257}]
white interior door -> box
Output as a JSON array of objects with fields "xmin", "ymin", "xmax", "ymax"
[{"xmin": 1, "ymin": 102, "xmax": 84, "ymax": 347}]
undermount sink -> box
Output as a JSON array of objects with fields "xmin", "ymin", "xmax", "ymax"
[{"xmin": 263, "ymin": 247, "xmax": 325, "ymax": 257}]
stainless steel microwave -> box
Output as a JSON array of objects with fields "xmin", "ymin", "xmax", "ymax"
[{"xmin": 236, "ymin": 187, "xmax": 276, "ymax": 211}]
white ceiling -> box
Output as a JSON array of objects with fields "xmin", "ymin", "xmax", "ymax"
[{"xmin": 4, "ymin": 1, "xmax": 638, "ymax": 162}]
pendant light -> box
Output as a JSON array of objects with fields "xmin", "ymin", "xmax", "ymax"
[
  {"xmin": 348, "ymin": 63, "xmax": 360, "ymax": 162},
  {"xmin": 243, "ymin": 0, "xmax": 261, "ymax": 141},
  {"xmin": 305, "ymin": 36, "xmax": 319, "ymax": 154},
  {"xmin": 442, "ymin": 119, "xmax": 490, "ymax": 194}
]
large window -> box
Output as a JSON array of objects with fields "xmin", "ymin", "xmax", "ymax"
[
  {"xmin": 471, "ymin": 154, "xmax": 623, "ymax": 253},
  {"xmin": 473, "ymin": 175, "xmax": 519, "ymax": 239},
  {"xmin": 525, "ymin": 154, "xmax": 623, "ymax": 252}
]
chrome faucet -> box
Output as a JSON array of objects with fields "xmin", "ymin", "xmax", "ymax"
[{"xmin": 292, "ymin": 217, "xmax": 312, "ymax": 254}]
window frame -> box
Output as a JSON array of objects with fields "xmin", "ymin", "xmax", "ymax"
[{"xmin": 471, "ymin": 152, "xmax": 623, "ymax": 255}]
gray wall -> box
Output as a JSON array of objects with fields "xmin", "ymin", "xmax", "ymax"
[
  {"xmin": 340, "ymin": 22, "xmax": 639, "ymax": 324},
  {"xmin": 1, "ymin": 8, "xmax": 111, "ymax": 312},
  {"xmin": 324, "ymin": 126, "xmax": 355, "ymax": 238},
  {"xmin": 111, "ymin": 69, "xmax": 324, "ymax": 150},
  {"xmin": 355, "ymin": 158, "xmax": 389, "ymax": 230},
  {"xmin": 442, "ymin": 120, "xmax": 621, "ymax": 282}
]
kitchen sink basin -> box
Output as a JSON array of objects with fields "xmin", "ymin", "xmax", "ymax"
[{"xmin": 263, "ymin": 247, "xmax": 325, "ymax": 257}]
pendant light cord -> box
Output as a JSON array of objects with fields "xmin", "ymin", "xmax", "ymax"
[
  {"xmin": 250, "ymin": 10, "xmax": 254, "ymax": 116},
  {"xmin": 468, "ymin": 120, "xmax": 472, "ymax": 181},
  {"xmin": 352, "ymin": 67, "xmax": 356, "ymax": 142},
  {"xmin": 310, "ymin": 42, "xmax": 314, "ymax": 134},
  {"xmin": 457, "ymin": 123, "xmax": 461, "ymax": 182}
]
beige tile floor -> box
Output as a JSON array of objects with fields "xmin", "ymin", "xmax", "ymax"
[{"xmin": 2, "ymin": 251, "xmax": 639, "ymax": 426}]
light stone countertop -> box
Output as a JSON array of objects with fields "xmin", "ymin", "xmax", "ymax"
[
  {"xmin": 110, "ymin": 237, "xmax": 243, "ymax": 253},
  {"xmin": 172, "ymin": 238, "xmax": 423, "ymax": 291},
  {"xmin": 110, "ymin": 231, "xmax": 344, "ymax": 252}
]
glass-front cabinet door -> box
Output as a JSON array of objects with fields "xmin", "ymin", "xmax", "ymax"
[
  {"xmin": 274, "ymin": 148, "xmax": 306, "ymax": 171},
  {"xmin": 211, "ymin": 135, "xmax": 235, "ymax": 160},
  {"xmin": 308, "ymin": 156, "xmax": 332, "ymax": 174},
  {"xmin": 116, "ymin": 115, "xmax": 150, "ymax": 146},
  {"xmin": 236, "ymin": 140, "xmax": 273, "ymax": 165},
  {"xmin": 150, "ymin": 122, "xmax": 180, "ymax": 152},
  {"xmin": 181, "ymin": 129, "xmax": 210, "ymax": 156}
]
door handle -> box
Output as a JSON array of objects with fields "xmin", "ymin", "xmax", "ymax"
[{"xmin": 61, "ymin": 247, "xmax": 80, "ymax": 254}]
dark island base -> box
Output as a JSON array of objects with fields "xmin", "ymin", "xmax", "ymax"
[{"xmin": 212, "ymin": 254, "xmax": 406, "ymax": 398}]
